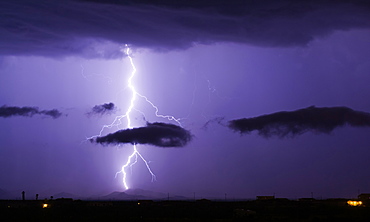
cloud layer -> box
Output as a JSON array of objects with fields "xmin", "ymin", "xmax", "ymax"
[
  {"xmin": 229, "ymin": 106, "xmax": 370, "ymax": 138},
  {"xmin": 0, "ymin": 105, "xmax": 62, "ymax": 119},
  {"xmin": 1, "ymin": 0, "xmax": 370, "ymax": 58},
  {"xmin": 91, "ymin": 122, "xmax": 192, "ymax": 147},
  {"xmin": 87, "ymin": 102, "xmax": 116, "ymax": 116}
]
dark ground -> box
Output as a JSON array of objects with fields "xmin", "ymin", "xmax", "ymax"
[{"xmin": 1, "ymin": 198, "xmax": 370, "ymax": 221}]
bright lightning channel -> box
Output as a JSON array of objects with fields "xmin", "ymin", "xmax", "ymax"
[{"xmin": 90, "ymin": 45, "xmax": 181, "ymax": 190}]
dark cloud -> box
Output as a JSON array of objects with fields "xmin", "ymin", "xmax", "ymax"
[
  {"xmin": 87, "ymin": 102, "xmax": 116, "ymax": 116},
  {"xmin": 228, "ymin": 106, "xmax": 370, "ymax": 138},
  {"xmin": 0, "ymin": 105, "xmax": 62, "ymax": 119},
  {"xmin": 91, "ymin": 122, "xmax": 192, "ymax": 147},
  {"xmin": 1, "ymin": 0, "xmax": 370, "ymax": 58}
]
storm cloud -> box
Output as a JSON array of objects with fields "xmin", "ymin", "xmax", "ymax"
[
  {"xmin": 87, "ymin": 102, "xmax": 116, "ymax": 116},
  {"xmin": 229, "ymin": 106, "xmax": 370, "ymax": 138},
  {"xmin": 1, "ymin": 0, "xmax": 370, "ymax": 58},
  {"xmin": 91, "ymin": 122, "xmax": 192, "ymax": 147},
  {"xmin": 0, "ymin": 105, "xmax": 62, "ymax": 119}
]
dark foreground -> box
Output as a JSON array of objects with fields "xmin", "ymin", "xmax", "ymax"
[{"xmin": 1, "ymin": 198, "xmax": 370, "ymax": 221}]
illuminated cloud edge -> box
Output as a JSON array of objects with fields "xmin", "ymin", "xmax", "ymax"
[
  {"xmin": 91, "ymin": 122, "xmax": 192, "ymax": 147},
  {"xmin": 229, "ymin": 106, "xmax": 370, "ymax": 138}
]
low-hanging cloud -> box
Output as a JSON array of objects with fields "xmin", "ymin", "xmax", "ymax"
[
  {"xmin": 0, "ymin": 105, "xmax": 63, "ymax": 119},
  {"xmin": 87, "ymin": 102, "xmax": 116, "ymax": 116},
  {"xmin": 228, "ymin": 106, "xmax": 370, "ymax": 138},
  {"xmin": 91, "ymin": 122, "xmax": 192, "ymax": 147},
  {"xmin": 1, "ymin": 0, "xmax": 370, "ymax": 58}
]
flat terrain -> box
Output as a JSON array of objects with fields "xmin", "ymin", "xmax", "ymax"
[{"xmin": 1, "ymin": 198, "xmax": 369, "ymax": 221}]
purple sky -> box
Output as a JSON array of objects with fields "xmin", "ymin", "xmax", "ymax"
[{"xmin": 1, "ymin": 0, "xmax": 370, "ymax": 199}]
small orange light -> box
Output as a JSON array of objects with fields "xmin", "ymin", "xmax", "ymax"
[
  {"xmin": 347, "ymin": 200, "xmax": 362, "ymax": 206},
  {"xmin": 43, "ymin": 203, "xmax": 48, "ymax": 208}
]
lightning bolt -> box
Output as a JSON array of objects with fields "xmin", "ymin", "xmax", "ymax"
[{"xmin": 89, "ymin": 44, "xmax": 181, "ymax": 190}]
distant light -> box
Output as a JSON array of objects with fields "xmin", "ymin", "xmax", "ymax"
[
  {"xmin": 347, "ymin": 200, "xmax": 362, "ymax": 206},
  {"xmin": 43, "ymin": 203, "xmax": 48, "ymax": 208},
  {"xmin": 137, "ymin": 202, "xmax": 140, "ymax": 205}
]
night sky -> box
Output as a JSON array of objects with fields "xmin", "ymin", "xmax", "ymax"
[{"xmin": 1, "ymin": 0, "xmax": 370, "ymax": 199}]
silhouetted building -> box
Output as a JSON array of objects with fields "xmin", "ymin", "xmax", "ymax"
[{"xmin": 358, "ymin": 193, "xmax": 370, "ymax": 201}]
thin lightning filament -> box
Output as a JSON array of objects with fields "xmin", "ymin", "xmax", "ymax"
[{"xmin": 89, "ymin": 45, "xmax": 180, "ymax": 190}]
